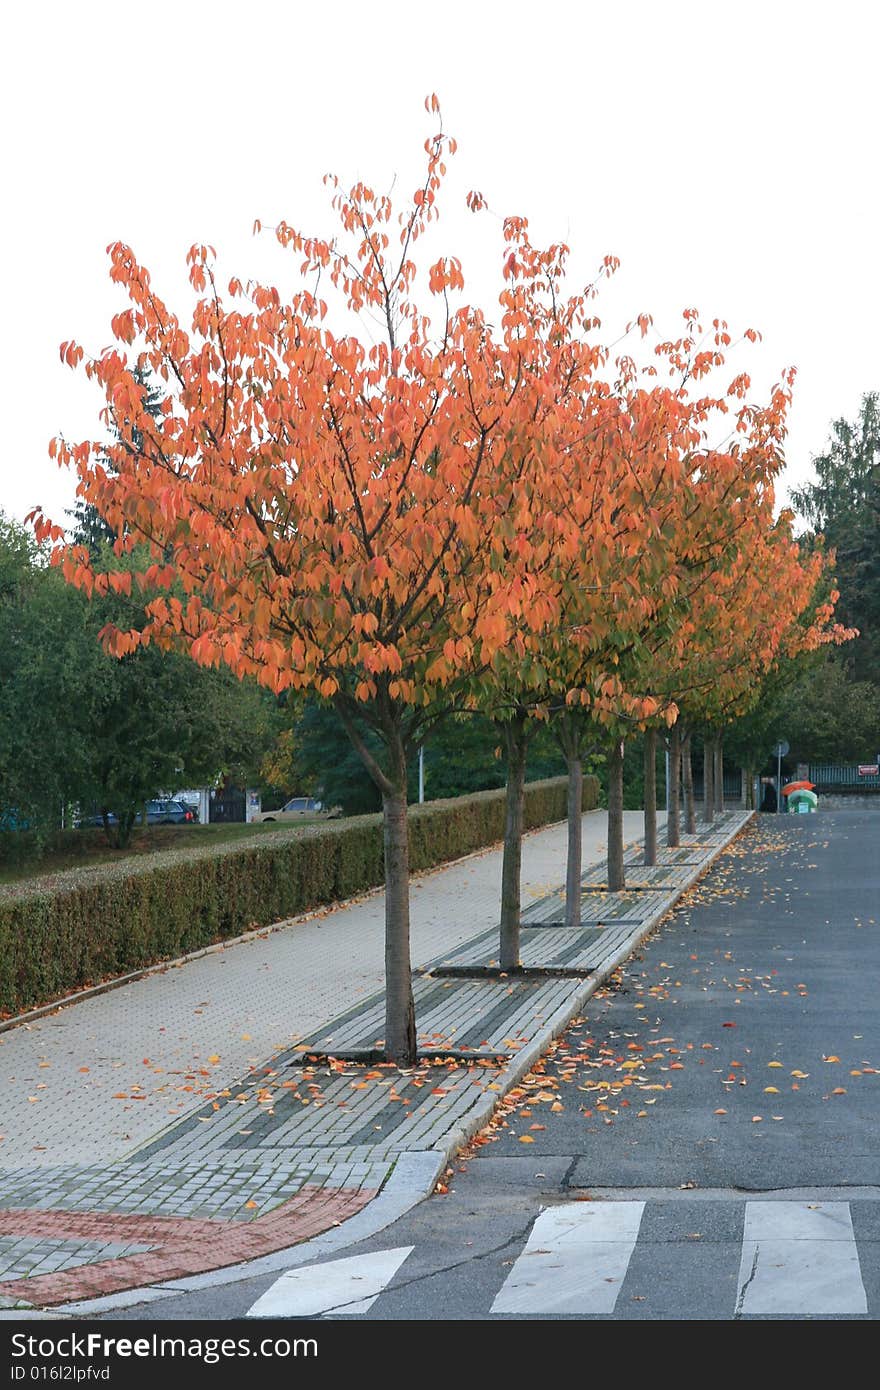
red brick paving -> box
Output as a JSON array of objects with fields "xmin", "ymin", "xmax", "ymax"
[{"xmin": 0, "ymin": 1185, "xmax": 376, "ymax": 1307}]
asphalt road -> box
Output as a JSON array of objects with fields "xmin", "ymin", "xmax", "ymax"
[{"xmin": 101, "ymin": 808, "xmax": 880, "ymax": 1321}]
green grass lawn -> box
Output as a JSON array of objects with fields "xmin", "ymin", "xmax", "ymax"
[{"xmin": 0, "ymin": 818, "xmax": 332, "ymax": 886}]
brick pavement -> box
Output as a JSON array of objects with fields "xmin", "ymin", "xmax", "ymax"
[
  {"xmin": 0, "ymin": 808, "xmax": 763, "ymax": 1312},
  {"xmin": 0, "ymin": 1185, "xmax": 377, "ymax": 1306}
]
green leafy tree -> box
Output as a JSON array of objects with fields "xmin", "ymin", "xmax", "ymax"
[
  {"xmin": 0, "ymin": 517, "xmax": 282, "ymax": 851},
  {"xmin": 790, "ymin": 393, "xmax": 880, "ymax": 684},
  {"xmin": 781, "ymin": 660, "xmax": 880, "ymax": 764},
  {"xmin": 68, "ymin": 365, "xmax": 164, "ymax": 554},
  {"xmin": 0, "ymin": 516, "xmax": 101, "ymax": 835},
  {"xmin": 292, "ymin": 702, "xmax": 567, "ymax": 815},
  {"xmin": 76, "ymin": 553, "xmax": 284, "ymax": 845}
]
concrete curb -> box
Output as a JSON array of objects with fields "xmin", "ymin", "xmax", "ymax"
[{"xmin": 45, "ymin": 812, "xmax": 752, "ymax": 1316}]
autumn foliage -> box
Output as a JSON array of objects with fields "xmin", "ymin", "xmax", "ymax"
[{"xmin": 34, "ymin": 98, "xmax": 849, "ymax": 1063}]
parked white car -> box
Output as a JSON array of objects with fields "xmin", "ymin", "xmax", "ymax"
[{"xmin": 259, "ymin": 796, "xmax": 340, "ymax": 823}]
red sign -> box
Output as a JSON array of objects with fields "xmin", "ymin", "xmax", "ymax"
[{"xmin": 858, "ymin": 765, "xmax": 879, "ymax": 777}]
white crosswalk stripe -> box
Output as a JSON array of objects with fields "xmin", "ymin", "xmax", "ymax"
[
  {"xmin": 246, "ymin": 1246, "xmax": 414, "ymax": 1318},
  {"xmin": 736, "ymin": 1201, "xmax": 867, "ymax": 1316},
  {"xmin": 243, "ymin": 1199, "xmax": 874, "ymax": 1319},
  {"xmin": 491, "ymin": 1201, "xmax": 645, "ymax": 1315}
]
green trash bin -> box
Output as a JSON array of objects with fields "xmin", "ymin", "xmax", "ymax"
[{"xmin": 788, "ymin": 789, "xmax": 818, "ymax": 813}]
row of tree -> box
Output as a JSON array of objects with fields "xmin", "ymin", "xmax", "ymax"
[{"xmin": 35, "ymin": 102, "xmax": 850, "ymax": 1061}]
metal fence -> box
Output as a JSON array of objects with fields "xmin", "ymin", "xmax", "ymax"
[
  {"xmin": 208, "ymin": 788, "xmax": 247, "ymax": 823},
  {"xmin": 688, "ymin": 769, "xmax": 744, "ymax": 801},
  {"xmin": 808, "ymin": 764, "xmax": 880, "ymax": 791}
]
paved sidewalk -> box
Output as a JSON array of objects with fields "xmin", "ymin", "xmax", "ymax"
[
  {"xmin": 0, "ymin": 810, "xmax": 653, "ymax": 1168},
  {"xmin": 0, "ymin": 806, "xmax": 758, "ymax": 1313}
]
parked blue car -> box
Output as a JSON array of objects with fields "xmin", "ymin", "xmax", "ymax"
[{"xmin": 77, "ymin": 799, "xmax": 196, "ymax": 829}]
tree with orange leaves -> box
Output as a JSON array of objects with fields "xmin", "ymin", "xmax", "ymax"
[
  {"xmin": 671, "ymin": 512, "xmax": 851, "ymax": 832},
  {"xmin": 644, "ymin": 380, "xmax": 855, "ymax": 838},
  {"xmin": 34, "ymin": 103, "xmax": 594, "ymax": 1065}
]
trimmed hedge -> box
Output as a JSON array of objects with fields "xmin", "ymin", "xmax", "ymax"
[{"xmin": 0, "ymin": 774, "xmax": 598, "ymax": 1015}]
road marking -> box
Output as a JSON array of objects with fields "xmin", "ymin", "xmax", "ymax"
[
  {"xmin": 737, "ymin": 1202, "xmax": 867, "ymax": 1316},
  {"xmin": 491, "ymin": 1201, "xmax": 645, "ymax": 1315},
  {"xmin": 246, "ymin": 1246, "xmax": 414, "ymax": 1318}
]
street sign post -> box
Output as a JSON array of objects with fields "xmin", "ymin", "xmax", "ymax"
[{"xmin": 773, "ymin": 740, "xmax": 789, "ymax": 813}]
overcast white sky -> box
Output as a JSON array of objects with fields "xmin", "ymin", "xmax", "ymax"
[{"xmin": 2, "ymin": 0, "xmax": 876, "ymax": 529}]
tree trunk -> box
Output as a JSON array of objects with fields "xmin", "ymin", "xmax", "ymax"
[
  {"xmin": 607, "ymin": 738, "xmax": 625, "ymax": 891},
  {"xmin": 564, "ymin": 752, "xmax": 583, "ymax": 930},
  {"xmin": 381, "ymin": 784, "xmax": 416, "ymax": 1065},
  {"xmin": 116, "ymin": 808, "xmax": 137, "ymax": 850},
  {"xmin": 499, "ymin": 714, "xmax": 528, "ymax": 970},
  {"xmin": 683, "ymin": 731, "xmax": 696, "ymax": 834},
  {"xmin": 714, "ymin": 739, "xmax": 724, "ymax": 814},
  {"xmin": 555, "ymin": 711, "xmax": 585, "ymax": 932},
  {"xmin": 666, "ymin": 724, "xmax": 681, "ymax": 847},
  {"xmin": 333, "ymin": 694, "xmax": 417, "ymax": 1066},
  {"xmin": 744, "ymin": 764, "xmax": 755, "ymax": 809},
  {"xmin": 643, "ymin": 728, "xmax": 658, "ymax": 866},
  {"xmin": 702, "ymin": 734, "xmax": 715, "ymax": 825}
]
